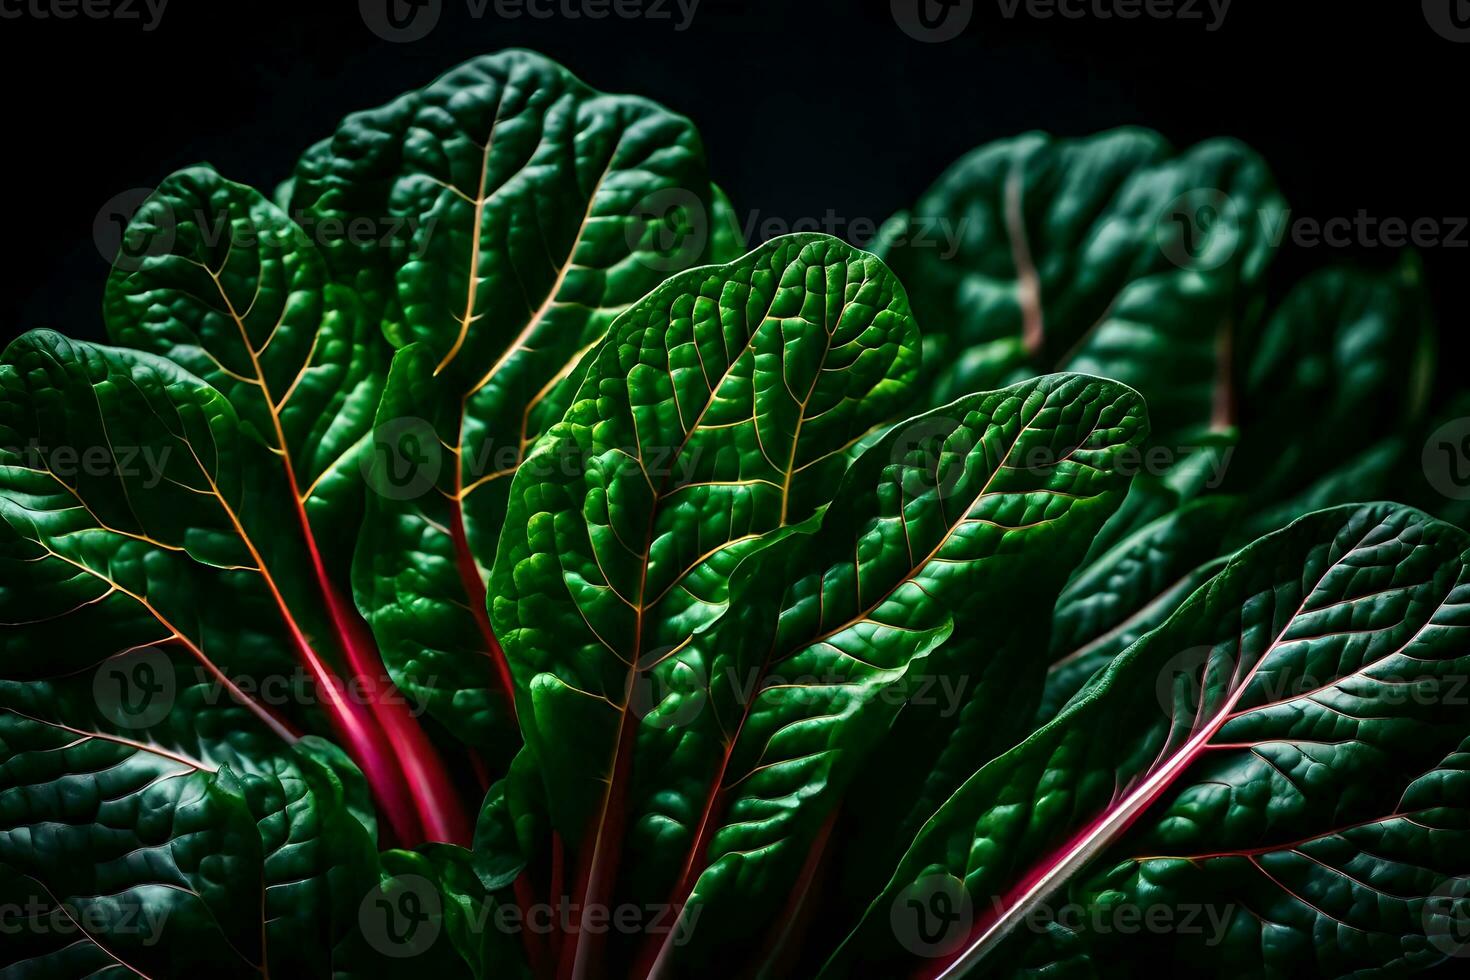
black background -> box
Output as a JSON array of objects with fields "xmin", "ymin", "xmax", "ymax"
[
  {"xmin": 1, "ymin": 1, "xmax": 1468, "ymax": 975},
  {"xmin": 1, "ymin": 0, "xmax": 1466, "ymax": 371}
]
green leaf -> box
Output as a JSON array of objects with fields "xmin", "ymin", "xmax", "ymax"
[
  {"xmin": 686, "ymin": 375, "xmax": 1149, "ymax": 974},
  {"xmin": 490, "ymin": 232, "xmax": 922, "ymax": 969},
  {"xmin": 0, "ymin": 334, "xmax": 456, "ymax": 974},
  {"xmin": 878, "ymin": 127, "xmax": 1283, "ymax": 446},
  {"xmin": 104, "ymin": 165, "xmax": 385, "ymax": 550},
  {"xmin": 381, "ymin": 844, "xmax": 531, "ymax": 980},
  {"xmin": 1226, "ymin": 257, "xmax": 1435, "ymax": 535},
  {"xmin": 0, "ymin": 662, "xmax": 402, "ymax": 977},
  {"xmin": 1033, "ymin": 259, "xmax": 1439, "ymax": 735},
  {"xmin": 1039, "ymin": 495, "xmax": 1239, "ymax": 723},
  {"xmin": 289, "ymin": 48, "xmax": 734, "ymax": 754},
  {"xmin": 833, "ymin": 502, "xmax": 1470, "ymax": 979},
  {"xmin": 98, "ymin": 164, "xmax": 467, "ymax": 844}
]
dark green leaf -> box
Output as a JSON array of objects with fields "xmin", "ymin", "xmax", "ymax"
[{"xmin": 833, "ymin": 503, "xmax": 1470, "ymax": 979}]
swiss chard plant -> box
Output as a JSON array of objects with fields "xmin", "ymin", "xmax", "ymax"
[{"xmin": 2, "ymin": 48, "xmax": 1468, "ymax": 980}]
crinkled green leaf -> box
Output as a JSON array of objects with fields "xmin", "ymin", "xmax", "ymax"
[
  {"xmin": 1040, "ymin": 496, "xmax": 1239, "ymax": 722},
  {"xmin": 1040, "ymin": 259, "xmax": 1438, "ymax": 732},
  {"xmin": 834, "ymin": 503, "xmax": 1470, "ymax": 979},
  {"xmin": 491, "ymin": 232, "xmax": 922, "ymax": 971},
  {"xmin": 0, "ymin": 335, "xmax": 447, "ymax": 975},
  {"xmin": 878, "ymin": 127, "xmax": 1282, "ymax": 446},
  {"xmin": 290, "ymin": 49, "xmax": 735, "ymax": 755},
  {"xmin": 703, "ymin": 375, "xmax": 1149, "ymax": 975},
  {"xmin": 98, "ymin": 164, "xmax": 466, "ymax": 844},
  {"xmin": 1227, "ymin": 257, "xmax": 1435, "ymax": 536},
  {"xmin": 0, "ymin": 668, "xmax": 403, "ymax": 977}
]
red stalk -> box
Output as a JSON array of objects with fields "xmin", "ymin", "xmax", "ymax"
[
  {"xmin": 549, "ymin": 833, "xmax": 567, "ymax": 963},
  {"xmin": 749, "ymin": 808, "xmax": 840, "ymax": 978},
  {"xmin": 513, "ymin": 871, "xmax": 551, "ymax": 979},
  {"xmin": 448, "ymin": 503, "xmax": 519, "ymax": 722},
  {"xmin": 293, "ymin": 482, "xmax": 470, "ymax": 845},
  {"xmin": 558, "ymin": 689, "xmax": 640, "ymax": 980},
  {"xmin": 214, "ymin": 262, "xmax": 470, "ymax": 847}
]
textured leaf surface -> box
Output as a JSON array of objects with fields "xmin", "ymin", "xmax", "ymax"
[
  {"xmin": 648, "ymin": 374, "xmax": 1149, "ymax": 975},
  {"xmin": 491, "ymin": 232, "xmax": 922, "ymax": 974},
  {"xmin": 1030, "ymin": 261, "xmax": 1441, "ymax": 739},
  {"xmin": 104, "ymin": 165, "xmax": 385, "ymax": 545},
  {"xmin": 878, "ymin": 127, "xmax": 1282, "ymax": 445},
  {"xmin": 1039, "ymin": 496, "xmax": 1238, "ymax": 722},
  {"xmin": 98, "ymin": 165, "xmax": 467, "ymax": 843},
  {"xmin": 291, "ymin": 48, "xmax": 734, "ymax": 753},
  {"xmin": 1227, "ymin": 259, "xmax": 1435, "ymax": 537},
  {"xmin": 0, "ymin": 333, "xmax": 462, "ymax": 975},
  {"xmin": 835, "ymin": 503, "xmax": 1470, "ymax": 979},
  {"xmin": 1034, "ymin": 260, "xmax": 1437, "ymax": 734},
  {"xmin": 0, "ymin": 600, "xmax": 401, "ymax": 978}
]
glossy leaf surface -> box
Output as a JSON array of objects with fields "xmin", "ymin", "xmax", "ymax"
[
  {"xmin": 291, "ymin": 49, "xmax": 735, "ymax": 753},
  {"xmin": 878, "ymin": 127, "xmax": 1282, "ymax": 446},
  {"xmin": 651, "ymin": 374, "xmax": 1149, "ymax": 975},
  {"xmin": 835, "ymin": 503, "xmax": 1470, "ymax": 979},
  {"xmin": 491, "ymin": 233, "xmax": 923, "ymax": 973}
]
